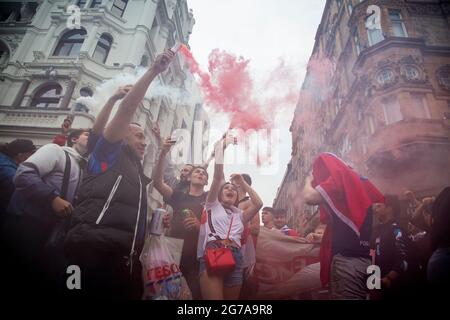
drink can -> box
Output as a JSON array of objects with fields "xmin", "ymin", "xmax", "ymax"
[
  {"xmin": 149, "ymin": 208, "xmax": 166, "ymax": 236},
  {"xmin": 182, "ymin": 208, "xmax": 194, "ymax": 219}
]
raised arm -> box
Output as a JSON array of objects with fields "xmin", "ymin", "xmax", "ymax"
[
  {"xmin": 104, "ymin": 50, "xmax": 174, "ymax": 143},
  {"xmin": 152, "ymin": 137, "xmax": 176, "ymax": 200},
  {"xmin": 92, "ymin": 85, "xmax": 132, "ymax": 135},
  {"xmin": 303, "ymin": 174, "xmax": 324, "ymax": 205},
  {"xmin": 206, "ymin": 136, "xmax": 234, "ymax": 204},
  {"xmin": 230, "ymin": 174, "xmax": 263, "ymax": 223}
]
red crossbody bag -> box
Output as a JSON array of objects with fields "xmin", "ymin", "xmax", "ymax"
[{"xmin": 204, "ymin": 215, "xmax": 236, "ymax": 275}]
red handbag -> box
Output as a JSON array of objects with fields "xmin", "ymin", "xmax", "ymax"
[{"xmin": 204, "ymin": 215, "xmax": 236, "ymax": 275}]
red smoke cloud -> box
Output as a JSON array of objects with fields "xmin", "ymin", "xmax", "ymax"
[{"xmin": 179, "ymin": 44, "xmax": 299, "ymax": 131}]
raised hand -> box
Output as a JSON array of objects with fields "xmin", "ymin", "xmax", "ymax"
[
  {"xmin": 161, "ymin": 137, "xmax": 176, "ymax": 155},
  {"xmin": 152, "ymin": 50, "xmax": 175, "ymax": 74},
  {"xmin": 230, "ymin": 174, "xmax": 246, "ymax": 188},
  {"xmin": 112, "ymin": 85, "xmax": 133, "ymax": 101},
  {"xmin": 61, "ymin": 117, "xmax": 72, "ymax": 134}
]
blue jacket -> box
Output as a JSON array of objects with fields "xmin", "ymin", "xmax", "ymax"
[{"xmin": 0, "ymin": 152, "xmax": 18, "ymax": 213}]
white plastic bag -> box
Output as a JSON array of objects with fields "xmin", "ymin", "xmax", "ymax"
[{"xmin": 140, "ymin": 235, "xmax": 192, "ymax": 300}]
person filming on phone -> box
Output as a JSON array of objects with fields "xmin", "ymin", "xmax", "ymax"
[{"xmin": 152, "ymin": 135, "xmax": 209, "ymax": 299}]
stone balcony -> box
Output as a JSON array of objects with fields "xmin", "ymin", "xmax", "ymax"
[
  {"xmin": 366, "ymin": 118, "xmax": 449, "ymax": 161},
  {"xmin": 0, "ymin": 105, "xmax": 95, "ymax": 145}
]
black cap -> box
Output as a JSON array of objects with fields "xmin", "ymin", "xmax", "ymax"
[{"xmin": 5, "ymin": 139, "xmax": 36, "ymax": 155}]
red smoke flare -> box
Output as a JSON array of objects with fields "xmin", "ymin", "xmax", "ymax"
[{"xmin": 179, "ymin": 44, "xmax": 298, "ymax": 132}]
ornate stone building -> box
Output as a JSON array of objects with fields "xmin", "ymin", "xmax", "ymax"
[
  {"xmin": 274, "ymin": 0, "xmax": 450, "ymax": 235},
  {"xmin": 0, "ymin": 0, "xmax": 209, "ymax": 208}
]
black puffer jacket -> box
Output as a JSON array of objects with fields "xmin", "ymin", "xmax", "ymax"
[{"xmin": 65, "ymin": 145, "xmax": 150, "ymax": 268}]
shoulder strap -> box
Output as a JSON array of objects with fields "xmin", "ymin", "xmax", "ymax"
[
  {"xmin": 61, "ymin": 151, "xmax": 71, "ymax": 200},
  {"xmin": 226, "ymin": 215, "xmax": 234, "ymax": 241}
]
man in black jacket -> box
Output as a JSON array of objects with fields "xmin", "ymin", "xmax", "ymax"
[
  {"xmin": 371, "ymin": 195, "xmax": 409, "ymax": 299},
  {"xmin": 64, "ymin": 50, "xmax": 174, "ymax": 299}
]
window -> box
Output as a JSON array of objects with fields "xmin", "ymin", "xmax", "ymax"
[
  {"xmin": 361, "ymin": 136, "xmax": 369, "ymax": 154},
  {"xmin": 340, "ymin": 135, "xmax": 351, "ymax": 156},
  {"xmin": 382, "ymin": 97, "xmax": 403, "ymax": 125},
  {"xmin": 367, "ymin": 115, "xmax": 376, "ymax": 134},
  {"xmin": 93, "ymin": 34, "xmax": 112, "ymax": 64},
  {"xmin": 0, "ymin": 2, "xmax": 38, "ymax": 22},
  {"xmin": 80, "ymin": 87, "xmax": 93, "ymax": 97},
  {"xmin": 404, "ymin": 65, "xmax": 420, "ymax": 81},
  {"xmin": 53, "ymin": 29, "xmax": 87, "ymax": 56},
  {"xmin": 77, "ymin": 0, "xmax": 87, "ymax": 8},
  {"xmin": 354, "ymin": 30, "xmax": 361, "ymax": 55},
  {"xmin": 90, "ymin": 0, "xmax": 102, "ymax": 8},
  {"xmin": 410, "ymin": 93, "xmax": 431, "ymax": 119},
  {"xmin": 0, "ymin": 41, "xmax": 9, "ymax": 68},
  {"xmin": 150, "ymin": 17, "xmax": 159, "ymax": 40},
  {"xmin": 111, "ymin": 0, "xmax": 128, "ymax": 17},
  {"xmin": 367, "ymin": 28, "xmax": 384, "ymax": 46},
  {"xmin": 437, "ymin": 66, "xmax": 450, "ymax": 90},
  {"xmin": 377, "ymin": 69, "xmax": 395, "ymax": 86},
  {"xmin": 357, "ymin": 106, "xmax": 364, "ymax": 122},
  {"xmin": 389, "ymin": 10, "xmax": 407, "ymax": 37},
  {"xmin": 31, "ymin": 84, "xmax": 62, "ymax": 108},
  {"xmin": 140, "ymin": 55, "xmax": 149, "ymax": 67}
]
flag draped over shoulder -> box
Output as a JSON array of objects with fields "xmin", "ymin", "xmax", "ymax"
[{"xmin": 312, "ymin": 153, "xmax": 384, "ymax": 286}]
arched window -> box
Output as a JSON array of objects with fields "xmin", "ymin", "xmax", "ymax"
[
  {"xmin": 93, "ymin": 34, "xmax": 112, "ymax": 64},
  {"xmin": 31, "ymin": 84, "xmax": 63, "ymax": 108},
  {"xmin": 53, "ymin": 29, "xmax": 87, "ymax": 56}
]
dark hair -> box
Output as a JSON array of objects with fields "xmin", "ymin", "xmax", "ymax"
[
  {"xmin": 262, "ymin": 206, "xmax": 274, "ymax": 213},
  {"xmin": 0, "ymin": 139, "xmax": 36, "ymax": 157},
  {"xmin": 218, "ymin": 182, "xmax": 239, "ymax": 207},
  {"xmin": 431, "ymin": 187, "xmax": 450, "ymax": 250},
  {"xmin": 273, "ymin": 208, "xmax": 287, "ymax": 216},
  {"xmin": 67, "ymin": 129, "xmax": 88, "ymax": 147},
  {"xmin": 190, "ymin": 166, "xmax": 209, "ymax": 180},
  {"xmin": 241, "ymin": 173, "xmax": 252, "ymax": 186},
  {"xmin": 384, "ymin": 194, "xmax": 401, "ymax": 219}
]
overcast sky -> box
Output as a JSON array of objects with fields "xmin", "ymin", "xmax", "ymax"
[{"xmin": 187, "ymin": 0, "xmax": 326, "ymax": 207}]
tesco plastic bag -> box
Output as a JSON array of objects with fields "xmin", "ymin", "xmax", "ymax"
[{"xmin": 140, "ymin": 234, "xmax": 192, "ymax": 300}]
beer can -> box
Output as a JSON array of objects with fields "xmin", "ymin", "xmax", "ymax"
[
  {"xmin": 149, "ymin": 208, "xmax": 166, "ymax": 236},
  {"xmin": 182, "ymin": 208, "xmax": 194, "ymax": 219}
]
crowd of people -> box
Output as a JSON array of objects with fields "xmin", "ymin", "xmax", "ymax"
[{"xmin": 0, "ymin": 49, "xmax": 449, "ymax": 300}]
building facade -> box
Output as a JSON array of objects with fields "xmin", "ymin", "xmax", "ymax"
[
  {"xmin": 274, "ymin": 0, "xmax": 450, "ymax": 235},
  {"xmin": 0, "ymin": 0, "xmax": 209, "ymax": 208}
]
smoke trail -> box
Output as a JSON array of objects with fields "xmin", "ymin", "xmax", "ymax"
[{"xmin": 75, "ymin": 67, "xmax": 201, "ymax": 116}]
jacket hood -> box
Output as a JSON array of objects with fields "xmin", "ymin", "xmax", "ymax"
[{"xmin": 62, "ymin": 146, "xmax": 87, "ymax": 163}]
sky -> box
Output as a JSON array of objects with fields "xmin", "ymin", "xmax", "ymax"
[{"xmin": 187, "ymin": 0, "xmax": 327, "ymax": 207}]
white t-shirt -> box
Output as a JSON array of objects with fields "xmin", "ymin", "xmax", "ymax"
[{"xmin": 203, "ymin": 200, "xmax": 245, "ymax": 248}]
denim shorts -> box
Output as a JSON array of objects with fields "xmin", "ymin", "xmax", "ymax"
[{"xmin": 199, "ymin": 240, "xmax": 244, "ymax": 287}]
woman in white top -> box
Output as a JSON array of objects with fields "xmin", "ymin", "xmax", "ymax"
[{"xmin": 199, "ymin": 136, "xmax": 263, "ymax": 300}]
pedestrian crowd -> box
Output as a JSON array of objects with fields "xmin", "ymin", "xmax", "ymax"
[{"xmin": 0, "ymin": 50, "xmax": 448, "ymax": 300}]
